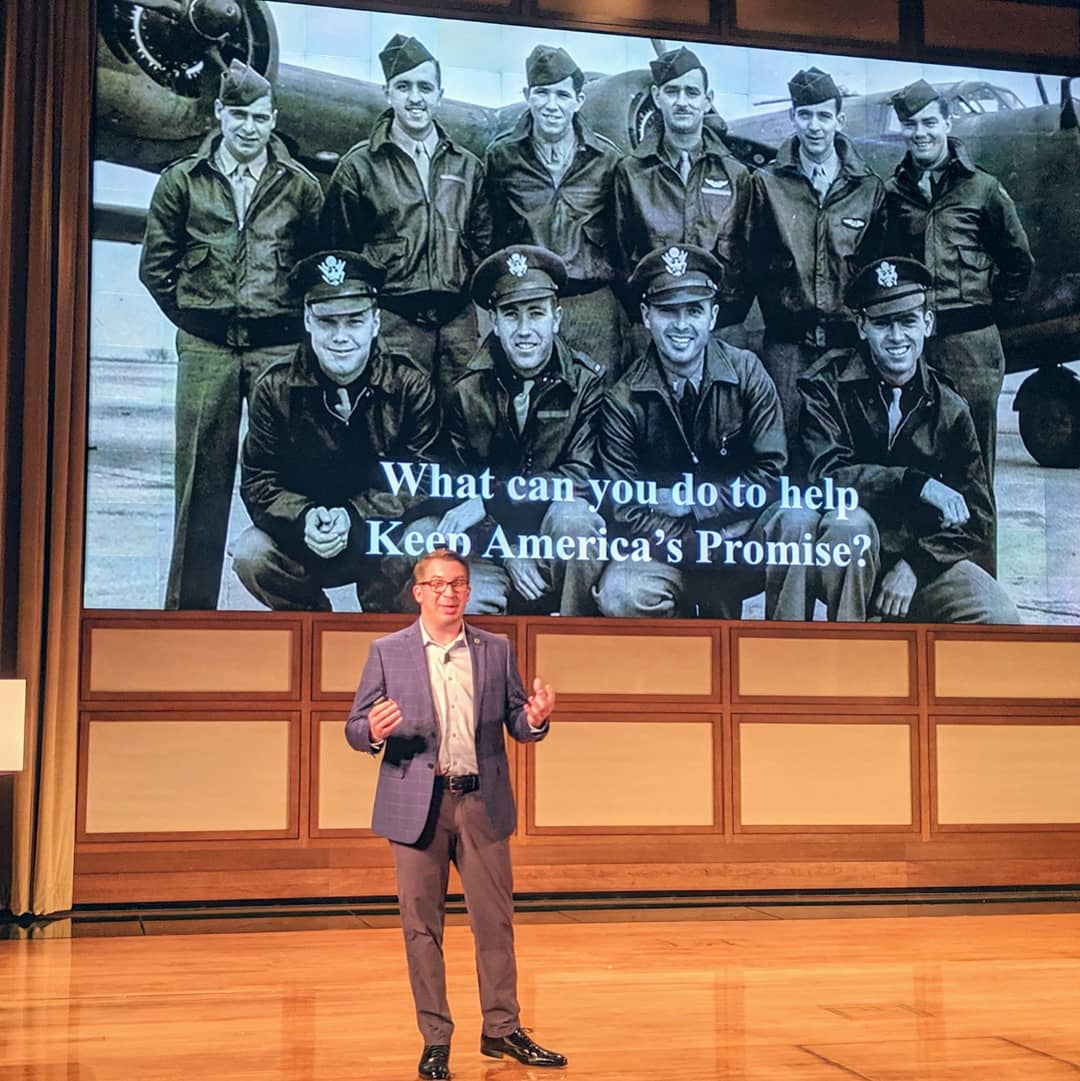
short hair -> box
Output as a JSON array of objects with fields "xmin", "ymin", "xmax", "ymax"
[{"xmin": 413, "ymin": 547, "xmax": 470, "ymax": 584}]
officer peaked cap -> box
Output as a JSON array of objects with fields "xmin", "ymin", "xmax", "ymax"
[
  {"xmin": 218, "ymin": 60, "xmax": 272, "ymax": 107},
  {"xmin": 649, "ymin": 47, "xmax": 707, "ymax": 90},
  {"xmin": 526, "ymin": 45, "xmax": 582, "ymax": 89},
  {"xmin": 630, "ymin": 244, "xmax": 723, "ymax": 307},
  {"xmin": 788, "ymin": 67, "xmax": 841, "ymax": 108},
  {"xmin": 291, "ymin": 250, "xmax": 385, "ymax": 306},
  {"xmin": 891, "ymin": 79, "xmax": 944, "ymax": 121},
  {"xmin": 845, "ymin": 257, "xmax": 932, "ymax": 317},
  {"xmin": 472, "ymin": 246, "xmax": 568, "ymax": 309},
  {"xmin": 379, "ymin": 34, "xmax": 436, "ymax": 81}
]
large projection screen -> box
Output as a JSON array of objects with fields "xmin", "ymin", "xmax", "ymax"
[{"xmin": 87, "ymin": 1, "xmax": 1080, "ymax": 622}]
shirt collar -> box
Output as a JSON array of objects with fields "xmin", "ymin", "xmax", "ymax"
[
  {"xmin": 799, "ymin": 144, "xmax": 839, "ymax": 183},
  {"xmin": 216, "ymin": 144, "xmax": 268, "ymax": 181},
  {"xmin": 389, "ymin": 121, "xmax": 439, "ymax": 159},
  {"xmin": 419, "ymin": 619, "xmax": 468, "ymax": 652},
  {"xmin": 660, "ymin": 137, "xmax": 702, "ymax": 171}
]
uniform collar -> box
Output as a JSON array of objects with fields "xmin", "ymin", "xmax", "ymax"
[
  {"xmin": 215, "ymin": 143, "xmax": 269, "ymax": 181},
  {"xmin": 388, "ymin": 119, "xmax": 440, "ymax": 158},
  {"xmin": 774, "ymin": 131, "xmax": 872, "ymax": 178},
  {"xmin": 632, "ymin": 115, "xmax": 731, "ymax": 162},
  {"xmin": 896, "ymin": 136, "xmax": 976, "ymax": 184},
  {"xmin": 506, "ymin": 109, "xmax": 608, "ymax": 155},
  {"xmin": 629, "ymin": 338, "xmax": 740, "ymax": 393},
  {"xmin": 370, "ymin": 109, "xmax": 451, "ymax": 155}
]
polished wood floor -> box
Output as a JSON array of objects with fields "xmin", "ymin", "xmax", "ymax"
[{"xmin": 5, "ymin": 908, "xmax": 1080, "ymax": 1079}]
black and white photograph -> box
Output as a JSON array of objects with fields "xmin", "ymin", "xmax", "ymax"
[{"xmin": 87, "ymin": 0, "xmax": 1080, "ymax": 622}]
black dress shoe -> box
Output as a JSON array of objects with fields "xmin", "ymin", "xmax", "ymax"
[
  {"xmin": 480, "ymin": 1028, "xmax": 567, "ymax": 1067},
  {"xmin": 418, "ymin": 1044, "xmax": 451, "ymax": 1080}
]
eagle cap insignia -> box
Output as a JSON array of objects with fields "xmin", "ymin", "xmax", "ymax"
[
  {"xmin": 876, "ymin": 260, "xmax": 899, "ymax": 288},
  {"xmin": 506, "ymin": 252, "xmax": 529, "ymax": 277},
  {"xmin": 662, "ymin": 246, "xmax": 688, "ymax": 277},
  {"xmin": 318, "ymin": 255, "xmax": 347, "ymax": 286}
]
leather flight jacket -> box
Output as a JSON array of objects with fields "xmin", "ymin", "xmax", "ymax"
[
  {"xmin": 321, "ymin": 111, "xmax": 493, "ymax": 326},
  {"xmin": 884, "ymin": 137, "xmax": 1034, "ymax": 322},
  {"xmin": 139, "ymin": 134, "xmax": 324, "ymax": 347}
]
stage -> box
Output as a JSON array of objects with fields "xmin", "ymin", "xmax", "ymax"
[{"xmin": 5, "ymin": 898, "xmax": 1080, "ymax": 1079}]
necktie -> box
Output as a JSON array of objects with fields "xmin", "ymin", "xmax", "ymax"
[
  {"xmin": 811, "ymin": 164, "xmax": 829, "ymax": 200},
  {"xmin": 414, "ymin": 141, "xmax": 430, "ymax": 197},
  {"xmin": 332, "ymin": 387, "xmax": 353, "ymax": 422},
  {"xmin": 232, "ymin": 164, "xmax": 253, "ymax": 226},
  {"xmin": 886, "ymin": 386, "xmax": 903, "ymax": 445},
  {"xmin": 918, "ymin": 170, "xmax": 933, "ymax": 201},
  {"xmin": 513, "ymin": 379, "xmax": 534, "ymax": 432},
  {"xmin": 678, "ymin": 149, "xmax": 692, "ymax": 184},
  {"xmin": 679, "ymin": 379, "xmax": 698, "ymax": 433}
]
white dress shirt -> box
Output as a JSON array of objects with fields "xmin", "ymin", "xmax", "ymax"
[{"xmin": 420, "ymin": 621, "xmax": 478, "ymax": 777}]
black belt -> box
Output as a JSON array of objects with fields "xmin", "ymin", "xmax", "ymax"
[{"xmin": 435, "ymin": 773, "xmax": 479, "ymax": 794}]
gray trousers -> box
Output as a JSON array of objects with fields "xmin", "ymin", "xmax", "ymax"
[
  {"xmin": 378, "ymin": 305, "xmax": 479, "ymax": 404},
  {"xmin": 168, "ymin": 331, "xmax": 296, "ymax": 610},
  {"xmin": 392, "ymin": 788, "xmax": 520, "ymax": 1045},
  {"xmin": 595, "ymin": 503, "xmax": 815, "ymax": 620},
  {"xmin": 230, "ymin": 525, "xmax": 414, "ymax": 612},
  {"xmin": 557, "ymin": 286, "xmax": 627, "ymax": 383},
  {"xmin": 809, "ymin": 507, "xmax": 1018, "ymax": 623},
  {"xmin": 924, "ymin": 324, "xmax": 1004, "ymax": 576}
]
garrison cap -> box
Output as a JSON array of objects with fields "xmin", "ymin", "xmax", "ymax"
[
  {"xmin": 649, "ymin": 46, "xmax": 707, "ymax": 89},
  {"xmin": 218, "ymin": 60, "xmax": 272, "ymax": 107},
  {"xmin": 471, "ymin": 245, "xmax": 568, "ymax": 309},
  {"xmin": 526, "ymin": 45, "xmax": 581, "ymax": 88},
  {"xmin": 788, "ymin": 66, "xmax": 841, "ymax": 107},
  {"xmin": 290, "ymin": 250, "xmax": 384, "ymax": 306},
  {"xmin": 630, "ymin": 244, "xmax": 723, "ymax": 307},
  {"xmin": 379, "ymin": 34, "xmax": 436, "ymax": 81},
  {"xmin": 845, "ymin": 257, "xmax": 932, "ymax": 317},
  {"xmin": 891, "ymin": 79, "xmax": 943, "ymax": 121}
]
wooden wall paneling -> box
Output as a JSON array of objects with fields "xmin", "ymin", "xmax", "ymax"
[
  {"xmin": 527, "ymin": 619, "xmax": 721, "ymax": 708},
  {"xmin": 922, "ymin": 0, "xmax": 1080, "ymax": 56},
  {"xmin": 732, "ymin": 714, "xmax": 919, "ymax": 834},
  {"xmin": 731, "ymin": 626, "xmax": 918, "ymax": 704},
  {"xmin": 77, "ymin": 711, "xmax": 302, "ymax": 843},
  {"xmin": 733, "ymin": 0, "xmax": 901, "ymax": 42},
  {"xmin": 529, "ymin": 0, "xmax": 714, "ymax": 31},
  {"xmin": 930, "ymin": 716, "xmax": 1080, "ymax": 833},
  {"xmin": 310, "ymin": 710, "xmax": 378, "ymax": 837},
  {"xmin": 930, "ymin": 630, "xmax": 1080, "ymax": 705},
  {"xmin": 525, "ymin": 712, "xmax": 720, "ymax": 834},
  {"xmin": 81, "ymin": 613, "xmax": 303, "ymax": 701}
]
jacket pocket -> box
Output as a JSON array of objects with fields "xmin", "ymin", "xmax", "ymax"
[
  {"xmin": 956, "ymin": 245, "xmax": 993, "ymax": 304},
  {"xmin": 363, "ymin": 237, "xmax": 408, "ymax": 274},
  {"xmin": 176, "ymin": 244, "xmax": 217, "ymax": 309}
]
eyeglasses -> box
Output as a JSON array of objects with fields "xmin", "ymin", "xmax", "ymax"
[{"xmin": 417, "ymin": 577, "xmax": 471, "ymax": 595}]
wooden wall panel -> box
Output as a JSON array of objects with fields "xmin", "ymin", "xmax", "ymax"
[
  {"xmin": 735, "ymin": 632, "xmax": 913, "ymax": 701},
  {"xmin": 533, "ymin": 629, "xmax": 716, "ymax": 698},
  {"xmin": 315, "ymin": 718, "xmax": 378, "ymax": 833},
  {"xmin": 736, "ymin": 720, "xmax": 914, "ymax": 828},
  {"xmin": 318, "ymin": 630, "xmax": 382, "ymax": 696},
  {"xmin": 735, "ymin": 0, "xmax": 899, "ymax": 41},
  {"xmin": 535, "ymin": 0, "xmax": 712, "ymax": 28},
  {"xmin": 936, "ymin": 723, "xmax": 1080, "ymax": 826},
  {"xmin": 85, "ymin": 624, "xmax": 296, "ymax": 696},
  {"xmin": 923, "ymin": 0, "xmax": 1080, "ymax": 56},
  {"xmin": 531, "ymin": 719, "xmax": 715, "ymax": 829},
  {"xmin": 82, "ymin": 716, "xmax": 296, "ymax": 838},
  {"xmin": 933, "ymin": 639, "xmax": 1080, "ymax": 701}
]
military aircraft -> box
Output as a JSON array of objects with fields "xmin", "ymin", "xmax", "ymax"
[{"xmin": 94, "ymin": 0, "xmax": 1080, "ymax": 466}]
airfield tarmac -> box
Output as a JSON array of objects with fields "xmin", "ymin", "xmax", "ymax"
[{"xmin": 83, "ymin": 353, "xmax": 1080, "ymax": 622}]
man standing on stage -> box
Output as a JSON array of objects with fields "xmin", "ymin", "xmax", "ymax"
[
  {"xmin": 346, "ymin": 547, "xmax": 567, "ymax": 1080},
  {"xmin": 885, "ymin": 78, "xmax": 1033, "ymax": 571},
  {"xmin": 747, "ymin": 66, "xmax": 886, "ymax": 465},
  {"xmin": 321, "ymin": 34, "xmax": 492, "ymax": 400},
  {"xmin": 612, "ymin": 46, "xmax": 752, "ymax": 330},
  {"xmin": 797, "ymin": 257, "xmax": 1018, "ymax": 623},
  {"xmin": 435, "ymin": 245, "xmax": 606, "ymax": 615},
  {"xmin": 596, "ymin": 245, "xmax": 807, "ymax": 620},
  {"xmin": 139, "ymin": 60, "xmax": 323, "ymax": 608},
  {"xmin": 485, "ymin": 45, "xmax": 625, "ymax": 377},
  {"xmin": 232, "ymin": 251, "xmax": 439, "ymax": 612}
]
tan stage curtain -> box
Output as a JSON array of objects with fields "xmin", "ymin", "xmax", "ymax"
[{"xmin": 0, "ymin": 0, "xmax": 93, "ymax": 915}]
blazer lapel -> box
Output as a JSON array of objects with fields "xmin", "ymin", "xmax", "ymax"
[{"xmin": 466, "ymin": 624, "xmax": 486, "ymax": 730}]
